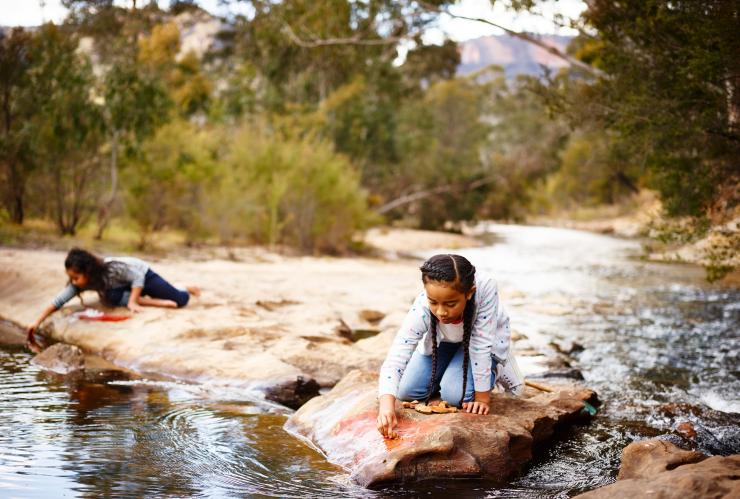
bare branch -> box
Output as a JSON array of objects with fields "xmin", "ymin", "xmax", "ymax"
[
  {"xmin": 376, "ymin": 176, "xmax": 494, "ymax": 215},
  {"xmin": 281, "ymin": 23, "xmax": 405, "ymax": 48}
]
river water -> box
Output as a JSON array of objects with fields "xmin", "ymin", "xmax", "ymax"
[{"xmin": 1, "ymin": 224, "xmax": 738, "ymax": 497}]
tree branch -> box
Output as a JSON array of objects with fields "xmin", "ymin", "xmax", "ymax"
[
  {"xmin": 281, "ymin": 23, "xmax": 405, "ymax": 47},
  {"xmin": 375, "ymin": 176, "xmax": 494, "ymax": 215}
]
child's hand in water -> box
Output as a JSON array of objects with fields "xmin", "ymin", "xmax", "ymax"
[
  {"xmin": 377, "ymin": 394, "xmax": 398, "ymax": 438},
  {"xmin": 25, "ymin": 325, "xmax": 42, "ymax": 353}
]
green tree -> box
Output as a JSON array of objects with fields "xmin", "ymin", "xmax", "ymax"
[
  {"xmin": 0, "ymin": 28, "xmax": 35, "ymax": 224},
  {"xmin": 123, "ymin": 119, "xmax": 217, "ymax": 247},
  {"xmin": 389, "ymin": 75, "xmax": 494, "ymax": 228},
  {"xmin": 545, "ymin": 0, "xmax": 739, "ymax": 217},
  {"xmin": 31, "ymin": 24, "xmax": 106, "ymax": 235},
  {"xmin": 94, "ymin": 57, "xmax": 170, "ymax": 239}
]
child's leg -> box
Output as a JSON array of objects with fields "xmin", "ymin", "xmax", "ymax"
[
  {"xmin": 141, "ymin": 270, "xmax": 190, "ymax": 307},
  {"xmin": 439, "ymin": 346, "xmax": 495, "ymax": 406},
  {"xmin": 397, "ymin": 342, "xmax": 459, "ymax": 401},
  {"xmin": 137, "ymin": 296, "xmax": 178, "ymax": 308},
  {"xmin": 104, "ymin": 286, "xmax": 130, "ymax": 307}
]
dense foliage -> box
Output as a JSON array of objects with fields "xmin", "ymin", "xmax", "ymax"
[{"xmin": 0, "ymin": 0, "xmax": 736, "ymax": 255}]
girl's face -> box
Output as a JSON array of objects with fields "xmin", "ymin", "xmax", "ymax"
[
  {"xmin": 66, "ymin": 268, "xmax": 89, "ymax": 288},
  {"xmin": 424, "ymin": 280, "xmax": 475, "ymax": 324}
]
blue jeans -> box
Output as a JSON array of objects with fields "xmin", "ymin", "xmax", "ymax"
[
  {"xmin": 397, "ymin": 341, "xmax": 496, "ymax": 406},
  {"xmin": 105, "ymin": 269, "xmax": 190, "ymax": 308}
]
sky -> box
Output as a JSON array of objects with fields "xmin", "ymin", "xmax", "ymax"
[{"xmin": 0, "ymin": 0, "xmax": 586, "ymax": 41}]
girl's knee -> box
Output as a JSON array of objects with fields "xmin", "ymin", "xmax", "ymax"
[
  {"xmin": 397, "ymin": 382, "xmax": 430, "ymax": 402},
  {"xmin": 440, "ymin": 378, "xmax": 473, "ymax": 406},
  {"xmin": 175, "ymin": 292, "xmax": 190, "ymax": 308},
  {"xmin": 439, "ymin": 384, "xmax": 463, "ymax": 405}
]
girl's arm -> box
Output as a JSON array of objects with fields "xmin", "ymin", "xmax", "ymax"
[
  {"xmin": 377, "ymin": 293, "xmax": 430, "ymax": 438},
  {"xmin": 26, "ymin": 303, "xmax": 57, "ymax": 350},
  {"xmin": 27, "ymin": 284, "xmax": 79, "ymax": 345},
  {"xmin": 378, "ymin": 293, "xmax": 430, "ymax": 398},
  {"xmin": 27, "ymin": 304, "xmax": 57, "ymax": 335},
  {"xmin": 127, "ymin": 286, "xmax": 144, "ymax": 312},
  {"xmin": 465, "ymin": 277, "xmax": 504, "ymax": 413}
]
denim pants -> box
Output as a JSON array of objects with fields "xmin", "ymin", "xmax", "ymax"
[
  {"xmin": 397, "ymin": 341, "xmax": 496, "ymax": 405},
  {"xmin": 105, "ymin": 269, "xmax": 190, "ymax": 308}
]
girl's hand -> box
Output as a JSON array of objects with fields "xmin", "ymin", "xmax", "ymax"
[
  {"xmin": 462, "ymin": 400, "xmax": 490, "ymax": 414},
  {"xmin": 462, "ymin": 391, "xmax": 491, "ymax": 415},
  {"xmin": 376, "ymin": 394, "xmax": 398, "ymax": 439},
  {"xmin": 127, "ymin": 301, "xmax": 143, "ymax": 313},
  {"xmin": 25, "ymin": 325, "xmax": 41, "ymax": 353}
]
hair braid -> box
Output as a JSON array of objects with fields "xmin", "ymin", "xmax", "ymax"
[
  {"xmin": 426, "ymin": 313, "xmax": 439, "ymax": 403},
  {"xmin": 459, "ymin": 290, "xmax": 476, "ymax": 407}
]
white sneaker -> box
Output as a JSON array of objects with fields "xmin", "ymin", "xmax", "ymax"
[{"xmin": 495, "ymin": 351, "xmax": 524, "ymax": 396}]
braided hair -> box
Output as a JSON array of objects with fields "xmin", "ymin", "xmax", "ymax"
[
  {"xmin": 64, "ymin": 248, "xmax": 124, "ymax": 306},
  {"xmin": 419, "ymin": 254, "xmax": 476, "ymax": 407}
]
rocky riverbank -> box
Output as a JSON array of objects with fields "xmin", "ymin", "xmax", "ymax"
[
  {"xmin": 0, "ymin": 229, "xmax": 492, "ymax": 407},
  {"xmin": 575, "ymin": 439, "xmax": 740, "ymax": 498}
]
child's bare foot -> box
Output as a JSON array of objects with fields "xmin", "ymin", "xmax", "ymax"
[{"xmin": 187, "ymin": 286, "xmax": 201, "ymax": 298}]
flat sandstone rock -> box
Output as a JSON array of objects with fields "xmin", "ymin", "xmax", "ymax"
[
  {"xmin": 575, "ymin": 439, "xmax": 740, "ymax": 499},
  {"xmin": 284, "ymin": 370, "xmax": 597, "ymax": 487}
]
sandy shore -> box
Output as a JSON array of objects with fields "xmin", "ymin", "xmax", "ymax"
[{"xmin": 0, "ymin": 229, "xmax": 492, "ymax": 396}]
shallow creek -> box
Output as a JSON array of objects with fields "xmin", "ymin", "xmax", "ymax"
[{"xmin": 1, "ymin": 224, "xmax": 738, "ymax": 497}]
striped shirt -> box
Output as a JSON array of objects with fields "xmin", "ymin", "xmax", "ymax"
[
  {"xmin": 378, "ymin": 273, "xmax": 510, "ymax": 397},
  {"xmin": 51, "ymin": 256, "xmax": 150, "ymax": 309}
]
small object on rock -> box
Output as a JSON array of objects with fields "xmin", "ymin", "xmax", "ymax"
[
  {"xmin": 581, "ymin": 401, "xmax": 598, "ymax": 416},
  {"xmin": 359, "ymin": 309, "xmax": 385, "ymax": 324},
  {"xmin": 676, "ymin": 421, "xmax": 697, "ymax": 440},
  {"xmin": 401, "ymin": 400, "xmax": 420, "ymax": 408},
  {"xmin": 74, "ymin": 309, "xmax": 130, "ymax": 322},
  {"xmin": 430, "ymin": 405, "xmax": 458, "ymax": 414},
  {"xmin": 31, "ymin": 343, "xmax": 85, "ymax": 374},
  {"xmin": 525, "ymin": 380, "xmax": 555, "ymax": 393},
  {"xmin": 415, "ymin": 404, "xmax": 433, "ymax": 414}
]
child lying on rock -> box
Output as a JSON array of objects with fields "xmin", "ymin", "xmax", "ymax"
[
  {"xmin": 26, "ymin": 248, "xmax": 200, "ymax": 351},
  {"xmin": 376, "ymin": 254, "xmax": 523, "ymax": 438}
]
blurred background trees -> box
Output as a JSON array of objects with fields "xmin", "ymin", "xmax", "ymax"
[{"xmin": 0, "ymin": 0, "xmax": 736, "ymax": 256}]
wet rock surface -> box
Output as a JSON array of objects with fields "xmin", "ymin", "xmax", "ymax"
[
  {"xmin": 575, "ymin": 439, "xmax": 740, "ymax": 498},
  {"xmin": 31, "ymin": 343, "xmax": 85, "ymax": 374},
  {"xmin": 264, "ymin": 375, "xmax": 321, "ymax": 410},
  {"xmin": 0, "ymin": 320, "xmax": 26, "ymax": 346},
  {"xmin": 284, "ymin": 370, "xmax": 597, "ymax": 487}
]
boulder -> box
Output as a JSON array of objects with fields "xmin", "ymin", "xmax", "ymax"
[
  {"xmin": 575, "ymin": 439, "xmax": 740, "ymax": 499},
  {"xmin": 617, "ymin": 439, "xmax": 707, "ymax": 480},
  {"xmin": 31, "ymin": 343, "xmax": 85, "ymax": 374},
  {"xmin": 0, "ymin": 320, "xmax": 26, "ymax": 346},
  {"xmin": 264, "ymin": 375, "xmax": 321, "ymax": 410},
  {"xmin": 284, "ymin": 369, "xmax": 597, "ymax": 487}
]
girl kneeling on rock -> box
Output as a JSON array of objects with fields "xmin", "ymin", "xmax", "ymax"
[
  {"xmin": 26, "ymin": 248, "xmax": 200, "ymax": 350},
  {"xmin": 377, "ymin": 253, "xmax": 523, "ymax": 438}
]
